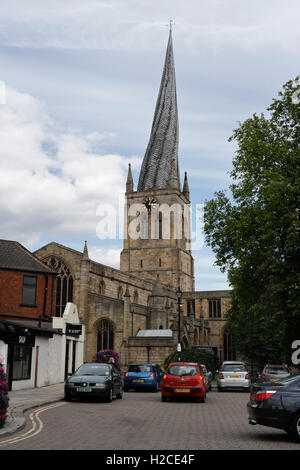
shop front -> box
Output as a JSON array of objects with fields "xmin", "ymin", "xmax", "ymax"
[{"xmin": 0, "ymin": 319, "xmax": 62, "ymax": 391}]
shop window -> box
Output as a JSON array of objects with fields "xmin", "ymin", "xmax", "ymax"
[
  {"xmin": 22, "ymin": 275, "xmax": 37, "ymax": 306},
  {"xmin": 12, "ymin": 345, "xmax": 32, "ymax": 380}
]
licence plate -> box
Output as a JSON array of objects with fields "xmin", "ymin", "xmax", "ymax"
[
  {"xmin": 133, "ymin": 380, "xmax": 144, "ymax": 383},
  {"xmin": 229, "ymin": 376, "xmax": 240, "ymax": 378},
  {"xmin": 76, "ymin": 387, "xmax": 91, "ymax": 392},
  {"xmin": 175, "ymin": 388, "xmax": 190, "ymax": 393}
]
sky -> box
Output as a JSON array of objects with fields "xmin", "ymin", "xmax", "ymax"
[{"xmin": 1, "ymin": 0, "xmax": 300, "ymax": 291}]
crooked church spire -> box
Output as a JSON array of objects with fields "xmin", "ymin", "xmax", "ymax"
[{"xmin": 137, "ymin": 30, "xmax": 179, "ymax": 191}]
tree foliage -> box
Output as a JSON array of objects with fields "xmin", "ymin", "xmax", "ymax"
[
  {"xmin": 164, "ymin": 349, "xmax": 219, "ymax": 372},
  {"xmin": 204, "ymin": 77, "xmax": 300, "ymax": 367}
]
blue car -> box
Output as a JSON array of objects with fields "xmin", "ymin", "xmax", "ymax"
[{"xmin": 124, "ymin": 363, "xmax": 164, "ymax": 392}]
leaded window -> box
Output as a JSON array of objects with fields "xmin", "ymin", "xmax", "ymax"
[
  {"xmin": 97, "ymin": 319, "xmax": 114, "ymax": 351},
  {"xmin": 209, "ymin": 299, "xmax": 221, "ymax": 318},
  {"xmin": 44, "ymin": 257, "xmax": 73, "ymax": 317}
]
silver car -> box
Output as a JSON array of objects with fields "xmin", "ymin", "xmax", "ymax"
[
  {"xmin": 200, "ymin": 364, "xmax": 212, "ymax": 392},
  {"xmin": 217, "ymin": 361, "xmax": 250, "ymax": 392},
  {"xmin": 258, "ymin": 364, "xmax": 291, "ymax": 383}
]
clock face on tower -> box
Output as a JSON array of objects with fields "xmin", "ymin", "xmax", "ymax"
[{"xmin": 143, "ymin": 196, "xmax": 157, "ymax": 213}]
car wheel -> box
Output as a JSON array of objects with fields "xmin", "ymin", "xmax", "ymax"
[
  {"xmin": 124, "ymin": 386, "xmax": 129, "ymax": 392},
  {"xmin": 199, "ymin": 395, "xmax": 206, "ymax": 403},
  {"xmin": 218, "ymin": 387, "xmax": 223, "ymax": 392},
  {"xmin": 116, "ymin": 387, "xmax": 123, "ymax": 399},
  {"xmin": 161, "ymin": 395, "xmax": 167, "ymax": 402},
  {"xmin": 106, "ymin": 388, "xmax": 113, "ymax": 403},
  {"xmin": 290, "ymin": 413, "xmax": 300, "ymax": 442}
]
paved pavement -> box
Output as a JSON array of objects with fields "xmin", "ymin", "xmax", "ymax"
[{"xmin": 0, "ymin": 382, "xmax": 65, "ymax": 437}]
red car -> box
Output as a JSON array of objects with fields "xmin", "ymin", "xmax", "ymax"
[{"xmin": 161, "ymin": 362, "xmax": 206, "ymax": 402}]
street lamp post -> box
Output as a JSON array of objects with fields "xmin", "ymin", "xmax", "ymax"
[{"xmin": 176, "ymin": 287, "xmax": 182, "ymax": 361}]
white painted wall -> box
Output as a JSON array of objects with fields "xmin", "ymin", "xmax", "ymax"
[
  {"xmin": 1, "ymin": 302, "xmax": 85, "ymax": 391},
  {"xmin": 11, "ymin": 333, "xmax": 63, "ymax": 391},
  {"xmin": 0, "ymin": 340, "xmax": 8, "ymax": 373}
]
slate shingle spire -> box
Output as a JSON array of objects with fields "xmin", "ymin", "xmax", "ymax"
[{"xmin": 137, "ymin": 30, "xmax": 180, "ymax": 191}]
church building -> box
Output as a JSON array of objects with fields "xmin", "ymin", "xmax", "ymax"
[{"xmin": 34, "ymin": 30, "xmax": 233, "ymax": 371}]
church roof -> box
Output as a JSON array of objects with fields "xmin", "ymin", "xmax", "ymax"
[
  {"xmin": 136, "ymin": 329, "xmax": 173, "ymax": 338},
  {"xmin": 137, "ymin": 31, "xmax": 180, "ymax": 191}
]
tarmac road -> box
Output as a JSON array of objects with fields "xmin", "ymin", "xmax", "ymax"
[{"xmin": 0, "ymin": 388, "xmax": 299, "ymax": 450}]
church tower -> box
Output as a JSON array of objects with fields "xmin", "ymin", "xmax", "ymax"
[{"xmin": 120, "ymin": 30, "xmax": 194, "ymax": 292}]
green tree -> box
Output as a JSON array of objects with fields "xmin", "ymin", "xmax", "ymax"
[
  {"xmin": 204, "ymin": 77, "xmax": 300, "ymax": 368},
  {"xmin": 164, "ymin": 349, "xmax": 219, "ymax": 372}
]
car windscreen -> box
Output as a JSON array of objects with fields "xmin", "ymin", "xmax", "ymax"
[
  {"xmin": 265, "ymin": 366, "xmax": 289, "ymax": 375},
  {"xmin": 129, "ymin": 365, "xmax": 152, "ymax": 373},
  {"xmin": 167, "ymin": 365, "xmax": 199, "ymax": 376},
  {"xmin": 75, "ymin": 364, "xmax": 111, "ymax": 376},
  {"xmin": 221, "ymin": 364, "xmax": 246, "ymax": 372}
]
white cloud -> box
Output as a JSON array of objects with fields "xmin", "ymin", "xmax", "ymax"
[
  {"xmin": 1, "ymin": 0, "xmax": 300, "ymax": 56},
  {"xmin": 0, "ymin": 86, "xmax": 133, "ymax": 248},
  {"xmin": 88, "ymin": 246, "xmax": 121, "ymax": 269}
]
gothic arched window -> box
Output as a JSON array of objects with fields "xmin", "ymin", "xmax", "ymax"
[
  {"xmin": 97, "ymin": 319, "xmax": 114, "ymax": 351},
  {"xmin": 45, "ymin": 257, "xmax": 73, "ymax": 317}
]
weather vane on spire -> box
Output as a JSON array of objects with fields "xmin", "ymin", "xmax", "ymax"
[{"xmin": 167, "ymin": 19, "xmax": 175, "ymax": 32}]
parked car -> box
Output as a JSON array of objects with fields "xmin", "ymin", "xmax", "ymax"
[
  {"xmin": 161, "ymin": 362, "xmax": 206, "ymax": 402},
  {"xmin": 200, "ymin": 364, "xmax": 212, "ymax": 392},
  {"xmin": 247, "ymin": 373, "xmax": 300, "ymax": 441},
  {"xmin": 257, "ymin": 364, "xmax": 291, "ymax": 383},
  {"xmin": 218, "ymin": 361, "xmax": 250, "ymax": 392},
  {"xmin": 64, "ymin": 363, "xmax": 123, "ymax": 402},
  {"xmin": 124, "ymin": 363, "xmax": 164, "ymax": 392}
]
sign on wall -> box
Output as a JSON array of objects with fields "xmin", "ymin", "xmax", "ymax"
[{"xmin": 66, "ymin": 323, "xmax": 82, "ymax": 338}]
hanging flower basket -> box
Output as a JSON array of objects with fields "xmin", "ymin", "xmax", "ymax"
[
  {"xmin": 95, "ymin": 349, "xmax": 120, "ymax": 371},
  {"xmin": 0, "ymin": 364, "xmax": 9, "ymax": 429}
]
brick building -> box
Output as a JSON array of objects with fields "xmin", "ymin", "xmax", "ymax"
[
  {"xmin": 0, "ymin": 239, "xmax": 57, "ymax": 323},
  {"xmin": 33, "ymin": 30, "xmax": 233, "ymax": 371},
  {"xmin": 0, "ymin": 240, "xmax": 65, "ymax": 389}
]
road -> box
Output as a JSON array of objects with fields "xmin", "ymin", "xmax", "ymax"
[{"xmin": 0, "ymin": 389, "xmax": 299, "ymax": 450}]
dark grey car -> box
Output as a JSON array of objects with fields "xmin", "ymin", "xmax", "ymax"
[{"xmin": 64, "ymin": 363, "xmax": 123, "ymax": 402}]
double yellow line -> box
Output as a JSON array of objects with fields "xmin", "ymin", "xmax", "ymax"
[{"xmin": 0, "ymin": 402, "xmax": 67, "ymax": 447}]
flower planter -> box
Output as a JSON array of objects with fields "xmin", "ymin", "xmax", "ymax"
[{"xmin": 0, "ymin": 364, "xmax": 9, "ymax": 429}]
